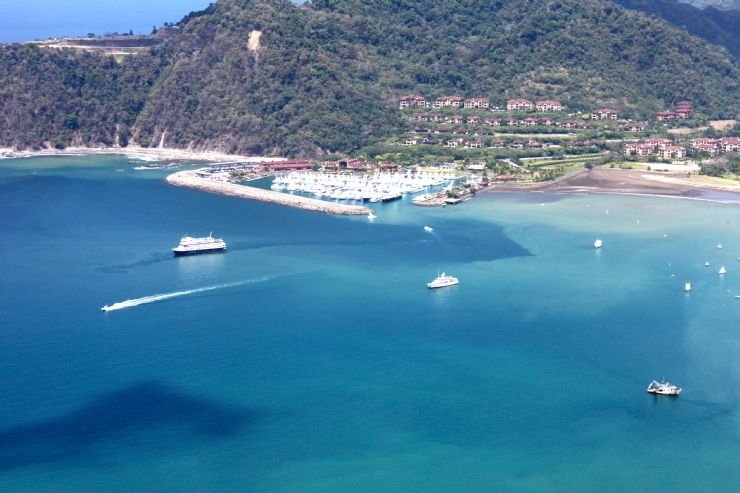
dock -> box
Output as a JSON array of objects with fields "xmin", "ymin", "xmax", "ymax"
[{"xmin": 166, "ymin": 170, "xmax": 372, "ymax": 216}]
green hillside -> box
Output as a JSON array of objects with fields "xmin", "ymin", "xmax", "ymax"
[{"xmin": 0, "ymin": 0, "xmax": 738, "ymax": 156}]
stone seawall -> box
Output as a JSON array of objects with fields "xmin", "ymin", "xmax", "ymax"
[{"xmin": 166, "ymin": 171, "xmax": 372, "ymax": 216}]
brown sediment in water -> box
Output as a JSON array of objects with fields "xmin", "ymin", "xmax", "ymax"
[
  {"xmin": 489, "ymin": 168, "xmax": 740, "ymax": 199},
  {"xmin": 166, "ymin": 170, "xmax": 372, "ymax": 216}
]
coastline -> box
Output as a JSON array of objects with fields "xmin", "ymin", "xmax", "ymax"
[
  {"xmin": 166, "ymin": 170, "xmax": 372, "ymax": 216},
  {"xmin": 488, "ymin": 168, "xmax": 740, "ymax": 200},
  {"xmin": 0, "ymin": 145, "xmax": 286, "ymax": 164}
]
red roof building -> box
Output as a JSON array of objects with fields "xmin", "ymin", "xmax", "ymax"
[
  {"xmin": 507, "ymin": 99, "xmax": 534, "ymax": 111},
  {"xmin": 464, "ymin": 98, "xmax": 490, "ymax": 109}
]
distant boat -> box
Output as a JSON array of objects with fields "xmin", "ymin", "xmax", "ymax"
[
  {"xmin": 594, "ymin": 239, "xmax": 603, "ymax": 249},
  {"xmin": 716, "ymin": 243, "xmax": 723, "ymax": 249},
  {"xmin": 368, "ymin": 211, "xmax": 377, "ymax": 220},
  {"xmin": 647, "ymin": 380, "xmax": 681, "ymax": 396},
  {"xmin": 719, "ymin": 266, "xmax": 726, "ymax": 275},
  {"xmin": 705, "ymin": 261, "xmax": 710, "ymax": 267},
  {"xmin": 684, "ymin": 282, "xmax": 691, "ymax": 292},
  {"xmin": 427, "ymin": 271, "xmax": 459, "ymax": 289},
  {"xmin": 423, "ymin": 226, "xmax": 434, "ymax": 233}
]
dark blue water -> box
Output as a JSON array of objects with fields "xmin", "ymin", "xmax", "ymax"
[{"xmin": 0, "ymin": 156, "xmax": 738, "ymax": 492}]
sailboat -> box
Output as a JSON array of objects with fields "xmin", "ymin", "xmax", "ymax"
[
  {"xmin": 719, "ymin": 266, "xmax": 726, "ymax": 275},
  {"xmin": 684, "ymin": 282, "xmax": 692, "ymax": 292},
  {"xmin": 593, "ymin": 239, "xmax": 603, "ymax": 249},
  {"xmin": 705, "ymin": 261, "xmax": 710, "ymax": 267}
]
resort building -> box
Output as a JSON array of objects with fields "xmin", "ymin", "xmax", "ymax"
[
  {"xmin": 404, "ymin": 136, "xmax": 422, "ymax": 145},
  {"xmin": 399, "ymin": 95, "xmax": 427, "ymax": 109},
  {"xmin": 561, "ymin": 120, "xmax": 580, "ymax": 128},
  {"xmin": 449, "ymin": 115, "xmax": 464, "ymax": 125},
  {"xmin": 644, "ymin": 137, "xmax": 673, "ymax": 150},
  {"xmin": 464, "ymin": 98, "xmax": 490, "ymax": 109},
  {"xmin": 488, "ymin": 140, "xmax": 505, "ymax": 148},
  {"xmin": 692, "ymin": 144, "xmax": 719, "ymax": 156},
  {"xmin": 485, "ymin": 118, "xmax": 501, "ymax": 126},
  {"xmin": 434, "ymin": 96, "xmax": 464, "ymax": 108},
  {"xmin": 504, "ymin": 117, "xmax": 518, "ymax": 126},
  {"xmin": 522, "ymin": 117, "xmax": 539, "ymax": 127},
  {"xmin": 445, "ymin": 138, "xmax": 464, "ymax": 148},
  {"xmin": 507, "ymin": 99, "xmax": 534, "ymax": 111},
  {"xmin": 721, "ymin": 137, "xmax": 740, "ymax": 152},
  {"xmin": 657, "ymin": 145, "xmax": 687, "ymax": 160},
  {"xmin": 624, "ymin": 143, "xmax": 654, "ymax": 156},
  {"xmin": 467, "ymin": 115, "xmax": 481, "ymax": 124},
  {"xmin": 535, "ymin": 100, "xmax": 562, "ymax": 112},
  {"xmin": 429, "ymin": 114, "xmax": 444, "ymax": 122},
  {"xmin": 656, "ymin": 111, "xmax": 677, "ymax": 122},
  {"xmin": 591, "ymin": 108, "xmax": 619, "ymax": 120},
  {"xmin": 465, "ymin": 140, "xmax": 484, "ymax": 148}
]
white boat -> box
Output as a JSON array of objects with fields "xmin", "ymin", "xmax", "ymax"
[
  {"xmin": 427, "ymin": 272, "xmax": 459, "ymax": 289},
  {"xmin": 594, "ymin": 239, "xmax": 603, "ymax": 249},
  {"xmin": 368, "ymin": 211, "xmax": 377, "ymax": 220},
  {"xmin": 704, "ymin": 261, "xmax": 710, "ymax": 267},
  {"xmin": 172, "ymin": 233, "xmax": 227, "ymax": 256},
  {"xmin": 423, "ymin": 226, "xmax": 434, "ymax": 233},
  {"xmin": 684, "ymin": 282, "xmax": 691, "ymax": 292},
  {"xmin": 647, "ymin": 380, "xmax": 682, "ymax": 396},
  {"xmin": 719, "ymin": 266, "xmax": 726, "ymax": 275},
  {"xmin": 716, "ymin": 243, "xmax": 723, "ymax": 249}
]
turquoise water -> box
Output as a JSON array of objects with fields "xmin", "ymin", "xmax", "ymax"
[{"xmin": 0, "ymin": 155, "xmax": 738, "ymax": 492}]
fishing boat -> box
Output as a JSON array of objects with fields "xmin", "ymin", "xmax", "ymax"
[
  {"xmin": 427, "ymin": 271, "xmax": 459, "ymax": 289},
  {"xmin": 594, "ymin": 239, "xmax": 603, "ymax": 249},
  {"xmin": 719, "ymin": 266, "xmax": 727, "ymax": 275},
  {"xmin": 647, "ymin": 380, "xmax": 682, "ymax": 396},
  {"xmin": 684, "ymin": 282, "xmax": 691, "ymax": 292}
]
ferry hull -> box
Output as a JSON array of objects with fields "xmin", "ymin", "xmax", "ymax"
[{"xmin": 173, "ymin": 247, "xmax": 227, "ymax": 256}]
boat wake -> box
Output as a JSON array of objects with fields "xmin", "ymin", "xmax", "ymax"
[{"xmin": 101, "ymin": 277, "xmax": 272, "ymax": 312}]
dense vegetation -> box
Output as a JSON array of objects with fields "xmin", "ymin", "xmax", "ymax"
[
  {"xmin": 0, "ymin": 0, "xmax": 738, "ymax": 156},
  {"xmin": 613, "ymin": 0, "xmax": 740, "ymax": 56}
]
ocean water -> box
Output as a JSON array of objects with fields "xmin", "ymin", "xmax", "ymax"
[
  {"xmin": 0, "ymin": 1, "xmax": 210, "ymax": 42},
  {"xmin": 0, "ymin": 155, "xmax": 738, "ymax": 492}
]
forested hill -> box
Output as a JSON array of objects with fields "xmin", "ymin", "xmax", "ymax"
[
  {"xmin": 614, "ymin": 0, "xmax": 740, "ymax": 56},
  {"xmin": 1, "ymin": 0, "xmax": 739, "ymax": 156}
]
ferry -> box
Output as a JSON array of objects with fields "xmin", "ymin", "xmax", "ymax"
[
  {"xmin": 172, "ymin": 233, "xmax": 227, "ymax": 256},
  {"xmin": 427, "ymin": 272, "xmax": 459, "ymax": 289},
  {"xmin": 646, "ymin": 380, "xmax": 682, "ymax": 396}
]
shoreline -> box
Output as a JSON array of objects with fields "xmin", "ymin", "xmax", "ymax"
[
  {"xmin": 166, "ymin": 170, "xmax": 372, "ymax": 216},
  {"xmin": 488, "ymin": 168, "xmax": 740, "ymax": 201},
  {"xmin": 0, "ymin": 145, "xmax": 286, "ymax": 164}
]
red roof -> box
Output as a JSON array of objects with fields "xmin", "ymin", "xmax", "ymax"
[
  {"xmin": 507, "ymin": 98, "xmax": 533, "ymax": 104},
  {"xmin": 269, "ymin": 161, "xmax": 313, "ymax": 170}
]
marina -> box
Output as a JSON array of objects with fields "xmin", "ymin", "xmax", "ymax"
[
  {"xmin": 270, "ymin": 170, "xmax": 458, "ymax": 202},
  {"xmin": 166, "ymin": 170, "xmax": 372, "ymax": 216}
]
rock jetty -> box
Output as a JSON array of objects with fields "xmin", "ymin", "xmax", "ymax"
[{"xmin": 166, "ymin": 170, "xmax": 372, "ymax": 216}]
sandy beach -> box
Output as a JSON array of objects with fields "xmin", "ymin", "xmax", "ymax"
[
  {"xmin": 0, "ymin": 145, "xmax": 286, "ymax": 164},
  {"xmin": 491, "ymin": 168, "xmax": 740, "ymax": 199}
]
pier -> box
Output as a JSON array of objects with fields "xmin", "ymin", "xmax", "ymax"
[{"xmin": 166, "ymin": 170, "xmax": 372, "ymax": 216}]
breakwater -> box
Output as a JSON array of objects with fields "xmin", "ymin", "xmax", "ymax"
[{"xmin": 166, "ymin": 170, "xmax": 372, "ymax": 216}]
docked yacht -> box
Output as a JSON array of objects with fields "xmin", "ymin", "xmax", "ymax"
[
  {"xmin": 172, "ymin": 233, "xmax": 227, "ymax": 256},
  {"xmin": 427, "ymin": 272, "xmax": 459, "ymax": 289},
  {"xmin": 646, "ymin": 380, "xmax": 682, "ymax": 396}
]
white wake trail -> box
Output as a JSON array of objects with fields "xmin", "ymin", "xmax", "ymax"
[{"xmin": 101, "ymin": 277, "xmax": 271, "ymax": 312}]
